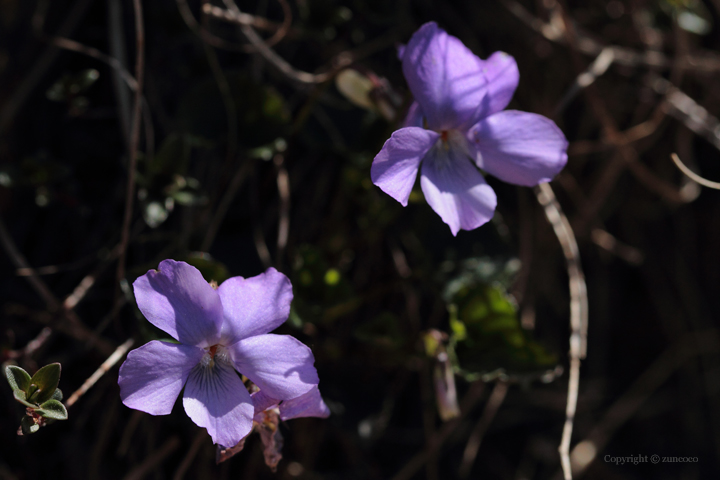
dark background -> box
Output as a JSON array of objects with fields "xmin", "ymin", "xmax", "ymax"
[{"xmin": 1, "ymin": 0, "xmax": 720, "ymax": 478}]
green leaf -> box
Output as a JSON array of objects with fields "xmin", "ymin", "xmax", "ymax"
[
  {"xmin": 28, "ymin": 363, "xmax": 61, "ymax": 404},
  {"xmin": 36, "ymin": 399, "xmax": 68, "ymax": 420},
  {"xmin": 5, "ymin": 365, "xmax": 31, "ymax": 393},
  {"xmin": 52, "ymin": 388, "xmax": 63, "ymax": 401},
  {"xmin": 13, "ymin": 389, "xmax": 36, "ymax": 408},
  {"xmin": 19, "ymin": 416, "xmax": 40, "ymax": 435},
  {"xmin": 446, "ymin": 280, "xmax": 558, "ymax": 381}
]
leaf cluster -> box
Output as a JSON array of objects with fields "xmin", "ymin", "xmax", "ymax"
[{"xmin": 4, "ymin": 363, "xmax": 67, "ymax": 435}]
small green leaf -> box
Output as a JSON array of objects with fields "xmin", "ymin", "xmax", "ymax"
[
  {"xmin": 28, "ymin": 363, "xmax": 61, "ymax": 404},
  {"xmin": 19, "ymin": 416, "xmax": 40, "ymax": 435},
  {"xmin": 52, "ymin": 388, "xmax": 63, "ymax": 401},
  {"xmin": 36, "ymin": 399, "xmax": 68, "ymax": 420},
  {"xmin": 5, "ymin": 365, "xmax": 31, "ymax": 393},
  {"xmin": 13, "ymin": 389, "xmax": 36, "ymax": 408}
]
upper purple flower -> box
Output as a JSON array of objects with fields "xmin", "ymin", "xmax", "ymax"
[
  {"xmin": 118, "ymin": 260, "xmax": 319, "ymax": 448},
  {"xmin": 371, "ymin": 22, "xmax": 568, "ymax": 235}
]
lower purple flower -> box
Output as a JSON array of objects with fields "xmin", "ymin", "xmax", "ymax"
[{"xmin": 118, "ymin": 260, "xmax": 320, "ymax": 448}]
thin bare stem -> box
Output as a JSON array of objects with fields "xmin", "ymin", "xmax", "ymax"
[
  {"xmin": 200, "ymin": 161, "xmax": 252, "ymax": 252},
  {"xmin": 122, "ymin": 437, "xmax": 181, "ymax": 480},
  {"xmin": 219, "ymin": 0, "xmax": 337, "ymax": 84},
  {"xmin": 2, "ymin": 327, "xmax": 52, "ymax": 362},
  {"xmin": 274, "ymin": 155, "xmax": 290, "ymax": 268},
  {"xmin": 116, "ymin": 0, "xmax": 145, "ymax": 293},
  {"xmin": 567, "ymin": 330, "xmax": 720, "ymax": 478},
  {"xmin": 0, "ymin": 217, "xmax": 60, "ymax": 310},
  {"xmin": 671, "ymin": 153, "xmax": 720, "ymax": 189},
  {"xmin": 391, "ymin": 382, "xmax": 485, "ymax": 480},
  {"xmin": 0, "ymin": 0, "xmax": 94, "ymax": 133},
  {"xmin": 535, "ymin": 183, "xmax": 588, "ymax": 480},
  {"xmin": 48, "ymin": 36, "xmax": 138, "ymax": 90},
  {"xmin": 207, "ymin": 0, "xmax": 292, "ymax": 48},
  {"xmin": 173, "ymin": 430, "xmax": 208, "ymax": 480},
  {"xmin": 65, "ymin": 338, "xmax": 134, "ymax": 408},
  {"xmin": 458, "ymin": 381, "xmax": 509, "ymax": 478},
  {"xmin": 501, "ymin": 0, "xmax": 720, "ymax": 72}
]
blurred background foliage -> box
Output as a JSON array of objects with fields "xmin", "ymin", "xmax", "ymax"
[{"xmin": 1, "ymin": 0, "xmax": 720, "ymax": 479}]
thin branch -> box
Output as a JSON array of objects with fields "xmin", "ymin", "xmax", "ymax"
[
  {"xmin": 567, "ymin": 330, "xmax": 720, "ymax": 478},
  {"xmin": 670, "ymin": 153, "xmax": 720, "ymax": 189},
  {"xmin": 200, "ymin": 161, "xmax": 252, "ymax": 252},
  {"xmin": 172, "ymin": 430, "xmax": 208, "ymax": 480},
  {"xmin": 63, "ymin": 243, "xmax": 123, "ymax": 310},
  {"xmin": 176, "ymin": 0, "xmax": 257, "ymax": 53},
  {"xmin": 65, "ymin": 338, "xmax": 134, "ymax": 408},
  {"xmin": 0, "ymin": 217, "xmax": 60, "ymax": 310},
  {"xmin": 116, "ymin": 0, "xmax": 146, "ymax": 294},
  {"xmin": 650, "ymin": 76, "xmax": 720, "ymax": 151},
  {"xmin": 554, "ymin": 47, "xmax": 614, "ymax": 117},
  {"xmin": 218, "ymin": 0, "xmax": 339, "ymax": 84},
  {"xmin": 122, "ymin": 437, "xmax": 181, "ymax": 480},
  {"xmin": 501, "ymin": 0, "xmax": 720, "ymax": 72},
  {"xmin": 1, "ymin": 327, "xmax": 52, "ymax": 362},
  {"xmin": 48, "ymin": 36, "xmax": 138, "ymax": 90},
  {"xmin": 0, "ymin": 0, "xmax": 95, "ymax": 133},
  {"xmin": 458, "ymin": 381, "xmax": 509, "ymax": 478},
  {"xmin": 535, "ymin": 183, "xmax": 588, "ymax": 480},
  {"xmin": 207, "ymin": 0, "xmax": 292, "ymax": 48},
  {"xmin": 274, "ymin": 154, "xmax": 290, "ymax": 269},
  {"xmin": 6, "ymin": 304, "xmax": 116, "ymax": 356},
  {"xmin": 391, "ymin": 381, "xmax": 485, "ymax": 480}
]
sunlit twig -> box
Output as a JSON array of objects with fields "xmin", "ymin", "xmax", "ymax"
[
  {"xmin": 671, "ymin": 153, "xmax": 720, "ymax": 189},
  {"xmin": 535, "ymin": 183, "xmax": 588, "ymax": 480},
  {"xmin": 65, "ymin": 338, "xmax": 134, "ymax": 408}
]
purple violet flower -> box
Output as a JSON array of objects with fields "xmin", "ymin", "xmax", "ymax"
[
  {"xmin": 118, "ymin": 260, "xmax": 320, "ymax": 448},
  {"xmin": 371, "ymin": 22, "xmax": 568, "ymax": 235},
  {"xmin": 251, "ymin": 385, "xmax": 330, "ymax": 422}
]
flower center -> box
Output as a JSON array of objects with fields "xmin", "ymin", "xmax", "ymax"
[
  {"xmin": 428, "ymin": 129, "xmax": 472, "ymax": 169},
  {"xmin": 201, "ymin": 344, "xmax": 230, "ymax": 368}
]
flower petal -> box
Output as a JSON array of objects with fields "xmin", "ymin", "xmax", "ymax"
[
  {"xmin": 217, "ymin": 268, "xmax": 293, "ymax": 345},
  {"xmin": 401, "ymin": 22, "xmax": 488, "ymax": 131},
  {"xmin": 371, "ymin": 127, "xmax": 439, "ymax": 206},
  {"xmin": 133, "ymin": 260, "xmax": 223, "ymax": 347},
  {"xmin": 251, "ymin": 390, "xmax": 279, "ymax": 415},
  {"xmin": 118, "ymin": 340, "xmax": 204, "ymax": 415},
  {"xmin": 420, "ymin": 141, "xmax": 497, "ymax": 236},
  {"xmin": 279, "ymin": 386, "xmax": 330, "ymax": 421},
  {"xmin": 230, "ymin": 334, "xmax": 319, "ymax": 401},
  {"xmin": 402, "ymin": 101, "xmax": 424, "ymax": 128},
  {"xmin": 183, "ymin": 361, "xmax": 255, "ymax": 448},
  {"xmin": 476, "ymin": 52, "xmax": 519, "ymax": 118},
  {"xmin": 471, "ymin": 111, "xmax": 568, "ymax": 186}
]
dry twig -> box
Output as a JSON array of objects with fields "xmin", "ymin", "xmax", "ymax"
[
  {"xmin": 65, "ymin": 338, "xmax": 134, "ymax": 408},
  {"xmin": 670, "ymin": 153, "xmax": 720, "ymax": 190},
  {"xmin": 116, "ymin": 0, "xmax": 146, "ymax": 295},
  {"xmin": 535, "ymin": 183, "xmax": 588, "ymax": 480},
  {"xmin": 390, "ymin": 381, "xmax": 486, "ymax": 480},
  {"xmin": 458, "ymin": 381, "xmax": 509, "ymax": 478}
]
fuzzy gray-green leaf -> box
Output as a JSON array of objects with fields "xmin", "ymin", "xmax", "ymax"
[
  {"xmin": 19, "ymin": 416, "xmax": 39, "ymax": 435},
  {"xmin": 36, "ymin": 399, "xmax": 68, "ymax": 420},
  {"xmin": 5, "ymin": 365, "xmax": 31, "ymax": 393},
  {"xmin": 13, "ymin": 389, "xmax": 36, "ymax": 408},
  {"xmin": 28, "ymin": 363, "xmax": 61, "ymax": 404},
  {"xmin": 52, "ymin": 388, "xmax": 63, "ymax": 401}
]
